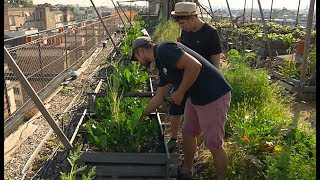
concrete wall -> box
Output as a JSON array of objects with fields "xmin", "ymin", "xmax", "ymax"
[
  {"xmin": 46, "ymin": 8, "xmax": 57, "ymax": 30},
  {"xmin": 4, "ymin": 5, "xmax": 10, "ymax": 30},
  {"xmin": 8, "ymin": 7, "xmax": 35, "ymax": 28}
]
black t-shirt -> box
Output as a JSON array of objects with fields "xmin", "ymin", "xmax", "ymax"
[
  {"xmin": 181, "ymin": 23, "xmax": 222, "ymax": 60},
  {"xmin": 154, "ymin": 42, "xmax": 232, "ymax": 105}
]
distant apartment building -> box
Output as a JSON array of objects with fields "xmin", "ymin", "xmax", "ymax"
[
  {"xmin": 74, "ymin": 5, "xmax": 111, "ymax": 22},
  {"xmin": 5, "ymin": 6, "xmax": 36, "ymax": 30},
  {"xmin": 4, "ymin": 5, "xmax": 76, "ymax": 32}
]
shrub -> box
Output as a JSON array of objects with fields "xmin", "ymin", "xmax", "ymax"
[{"xmin": 152, "ymin": 18, "xmax": 180, "ymax": 43}]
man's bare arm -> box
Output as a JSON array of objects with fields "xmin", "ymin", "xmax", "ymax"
[
  {"xmin": 175, "ymin": 53, "xmax": 202, "ymax": 96},
  {"xmin": 209, "ymin": 53, "xmax": 222, "ymax": 69},
  {"xmin": 143, "ymin": 83, "xmax": 171, "ymax": 116}
]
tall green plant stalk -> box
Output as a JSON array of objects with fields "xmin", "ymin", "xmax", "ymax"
[{"xmin": 60, "ymin": 145, "xmax": 96, "ymax": 180}]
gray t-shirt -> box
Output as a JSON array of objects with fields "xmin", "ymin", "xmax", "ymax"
[{"xmin": 154, "ymin": 42, "xmax": 232, "ymax": 105}]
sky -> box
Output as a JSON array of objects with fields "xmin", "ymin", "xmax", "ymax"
[{"xmin": 32, "ymin": 0, "xmax": 314, "ymax": 10}]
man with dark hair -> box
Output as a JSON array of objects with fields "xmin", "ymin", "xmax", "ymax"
[
  {"xmin": 165, "ymin": 2, "xmax": 224, "ymax": 153},
  {"xmin": 131, "ymin": 36, "xmax": 231, "ymax": 180}
]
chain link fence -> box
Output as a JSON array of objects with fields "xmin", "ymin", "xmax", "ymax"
[{"xmin": 4, "ymin": 14, "xmax": 126, "ymax": 125}]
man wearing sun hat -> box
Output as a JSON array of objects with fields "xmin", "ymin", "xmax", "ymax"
[
  {"xmin": 131, "ymin": 36, "xmax": 231, "ymax": 180},
  {"xmin": 166, "ymin": 2, "xmax": 226, "ymax": 178},
  {"xmin": 166, "ymin": 1, "xmax": 223, "ymax": 150}
]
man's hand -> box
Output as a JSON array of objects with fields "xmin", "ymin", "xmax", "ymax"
[
  {"xmin": 139, "ymin": 111, "xmax": 145, "ymax": 121},
  {"xmin": 176, "ymin": 36, "xmax": 181, "ymax": 42},
  {"xmin": 139, "ymin": 109, "xmax": 149, "ymax": 120},
  {"xmin": 171, "ymin": 90, "xmax": 184, "ymax": 105}
]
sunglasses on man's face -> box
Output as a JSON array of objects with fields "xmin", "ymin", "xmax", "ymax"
[{"xmin": 173, "ymin": 16, "xmax": 191, "ymax": 22}]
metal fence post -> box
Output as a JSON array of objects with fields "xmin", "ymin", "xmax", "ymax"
[
  {"xmin": 38, "ymin": 33, "xmax": 44, "ymax": 88},
  {"xmin": 4, "ymin": 81, "xmax": 11, "ymax": 118},
  {"xmin": 4, "ymin": 46, "xmax": 73, "ymax": 149},
  {"xmin": 64, "ymin": 28, "xmax": 68, "ymax": 69},
  {"xmin": 85, "ymin": 25, "xmax": 88, "ymax": 52},
  {"xmin": 111, "ymin": 0, "xmax": 126, "ymax": 28},
  {"xmin": 90, "ymin": 0, "xmax": 118, "ymax": 51},
  {"xmin": 75, "ymin": 27, "xmax": 78, "ymax": 62},
  {"xmin": 117, "ymin": 1, "xmax": 133, "ymax": 27}
]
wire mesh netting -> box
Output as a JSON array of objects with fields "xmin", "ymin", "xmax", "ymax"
[{"xmin": 4, "ymin": 14, "xmax": 126, "ymax": 121}]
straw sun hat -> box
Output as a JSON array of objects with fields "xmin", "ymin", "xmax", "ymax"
[{"xmin": 171, "ymin": 2, "xmax": 198, "ymax": 16}]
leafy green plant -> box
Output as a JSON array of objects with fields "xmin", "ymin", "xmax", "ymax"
[
  {"xmin": 306, "ymin": 45, "xmax": 316, "ymax": 85},
  {"xmin": 120, "ymin": 17, "xmax": 145, "ymax": 59},
  {"xmin": 226, "ymin": 49, "xmax": 257, "ymax": 67},
  {"xmin": 267, "ymin": 22, "xmax": 293, "ymax": 34},
  {"xmin": 85, "ymin": 97, "xmax": 159, "ymax": 152},
  {"xmin": 152, "ymin": 18, "xmax": 180, "ymax": 43},
  {"xmin": 221, "ymin": 59, "xmax": 291, "ymax": 139},
  {"xmin": 213, "ymin": 20, "xmax": 233, "ymax": 29},
  {"xmin": 265, "ymin": 128, "xmax": 316, "ymax": 179},
  {"xmin": 278, "ymin": 57, "xmax": 299, "ymax": 79},
  {"xmin": 255, "ymin": 32, "xmax": 298, "ymax": 47},
  {"xmin": 115, "ymin": 62, "xmax": 149, "ymax": 93},
  {"xmin": 60, "ymin": 145, "xmax": 96, "ymax": 180}
]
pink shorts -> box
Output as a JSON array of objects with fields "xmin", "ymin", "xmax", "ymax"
[{"xmin": 182, "ymin": 92, "xmax": 231, "ymax": 150}]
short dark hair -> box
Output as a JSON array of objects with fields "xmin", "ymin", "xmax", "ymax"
[{"xmin": 134, "ymin": 41, "xmax": 153, "ymax": 50}]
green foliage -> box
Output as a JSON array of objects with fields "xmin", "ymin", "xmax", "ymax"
[
  {"xmin": 267, "ymin": 22, "xmax": 293, "ymax": 34},
  {"xmin": 278, "ymin": 57, "xmax": 299, "ymax": 79},
  {"xmin": 225, "ymin": 144, "xmax": 266, "ymax": 179},
  {"xmin": 6, "ymin": 0, "xmax": 33, "ymax": 7},
  {"xmin": 223, "ymin": 22, "xmax": 306, "ymax": 51},
  {"xmin": 85, "ymin": 97, "xmax": 158, "ymax": 152},
  {"xmin": 60, "ymin": 145, "xmax": 96, "ymax": 180},
  {"xmin": 255, "ymin": 32, "xmax": 298, "ymax": 46},
  {"xmin": 114, "ymin": 62, "xmax": 149, "ymax": 93},
  {"xmin": 265, "ymin": 128, "xmax": 316, "ymax": 179},
  {"xmin": 213, "ymin": 20, "xmax": 233, "ymax": 28},
  {"xmin": 226, "ymin": 49, "xmax": 257, "ymax": 67},
  {"xmin": 306, "ymin": 45, "xmax": 316, "ymax": 85},
  {"xmin": 120, "ymin": 18, "xmax": 145, "ymax": 59},
  {"xmin": 152, "ymin": 18, "xmax": 180, "ymax": 43},
  {"xmin": 215, "ymin": 49, "xmax": 315, "ymax": 179},
  {"xmin": 222, "ymin": 63, "xmax": 282, "ymax": 112}
]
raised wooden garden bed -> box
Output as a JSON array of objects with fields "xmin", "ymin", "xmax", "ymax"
[
  {"xmin": 58, "ymin": 110, "xmax": 179, "ymax": 179},
  {"xmin": 252, "ymin": 40, "xmax": 291, "ymax": 56},
  {"xmin": 272, "ymin": 71, "xmax": 316, "ymax": 99},
  {"xmin": 78, "ymin": 152, "xmax": 178, "ymax": 179}
]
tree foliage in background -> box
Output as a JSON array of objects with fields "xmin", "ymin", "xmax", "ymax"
[{"xmin": 5, "ymin": 0, "xmax": 33, "ymax": 7}]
